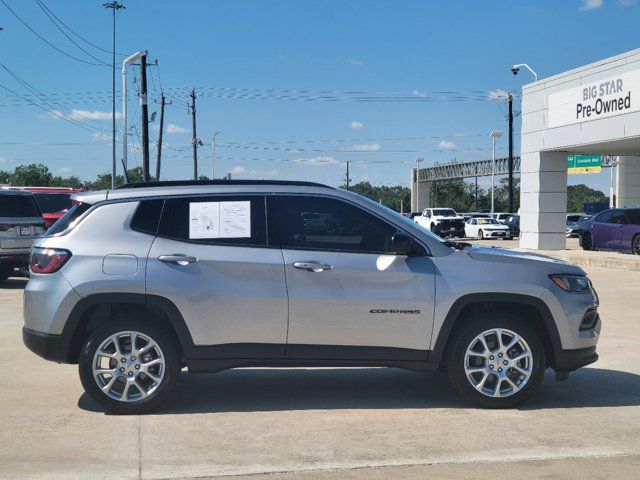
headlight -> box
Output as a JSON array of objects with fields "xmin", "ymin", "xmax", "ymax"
[{"xmin": 549, "ymin": 274, "xmax": 591, "ymax": 292}]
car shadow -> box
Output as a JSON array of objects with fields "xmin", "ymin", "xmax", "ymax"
[
  {"xmin": 78, "ymin": 366, "xmax": 640, "ymax": 414},
  {"xmin": 0, "ymin": 278, "xmax": 28, "ymax": 289}
]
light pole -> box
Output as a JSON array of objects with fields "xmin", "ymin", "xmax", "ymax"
[
  {"xmin": 609, "ymin": 157, "xmax": 619, "ymax": 209},
  {"xmin": 415, "ymin": 157, "xmax": 424, "ymax": 212},
  {"xmin": 121, "ymin": 51, "xmax": 145, "ymax": 176},
  {"xmin": 511, "ymin": 63, "xmax": 538, "ymax": 82},
  {"xmin": 489, "ymin": 130, "xmax": 503, "ymax": 216},
  {"xmin": 103, "ymin": 1, "xmax": 125, "ymax": 189},
  {"xmin": 211, "ymin": 129, "xmax": 223, "ymax": 179}
]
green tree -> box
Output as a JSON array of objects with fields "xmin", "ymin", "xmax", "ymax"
[
  {"xmin": 0, "ymin": 170, "xmax": 10, "ymax": 184},
  {"xmin": 567, "ymin": 184, "xmax": 607, "ymax": 213},
  {"xmin": 10, "ymin": 163, "xmax": 53, "ymax": 186},
  {"xmin": 344, "ymin": 182, "xmax": 411, "ymax": 212}
]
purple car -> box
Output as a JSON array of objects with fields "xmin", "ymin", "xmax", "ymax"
[{"xmin": 581, "ymin": 208, "xmax": 640, "ymax": 255}]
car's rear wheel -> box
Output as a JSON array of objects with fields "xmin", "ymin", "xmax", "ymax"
[
  {"xmin": 632, "ymin": 235, "xmax": 640, "ymax": 255},
  {"xmin": 477, "ymin": 229, "xmax": 484, "ymax": 239},
  {"xmin": 79, "ymin": 319, "xmax": 180, "ymax": 414},
  {"xmin": 445, "ymin": 313, "xmax": 545, "ymax": 408},
  {"xmin": 582, "ymin": 232, "xmax": 594, "ymax": 251}
]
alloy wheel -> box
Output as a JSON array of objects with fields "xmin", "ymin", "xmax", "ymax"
[
  {"xmin": 92, "ymin": 330, "xmax": 165, "ymax": 402},
  {"xmin": 463, "ymin": 328, "xmax": 533, "ymax": 398},
  {"xmin": 633, "ymin": 236, "xmax": 640, "ymax": 255}
]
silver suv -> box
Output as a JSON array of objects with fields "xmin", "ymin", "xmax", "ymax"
[
  {"xmin": 0, "ymin": 189, "xmax": 45, "ymax": 281},
  {"xmin": 23, "ymin": 181, "xmax": 601, "ymax": 413}
]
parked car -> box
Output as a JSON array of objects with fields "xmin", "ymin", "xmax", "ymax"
[
  {"xmin": 465, "ymin": 217, "xmax": 511, "ymax": 239},
  {"xmin": 463, "ymin": 212, "xmax": 492, "ymax": 221},
  {"xmin": 566, "ymin": 213, "xmax": 583, "ymax": 224},
  {"xmin": 493, "ymin": 213, "xmax": 513, "ymax": 224},
  {"xmin": 566, "ymin": 220, "xmax": 581, "ymax": 238},
  {"xmin": 580, "ymin": 208, "xmax": 640, "ymax": 254},
  {"xmin": 0, "ymin": 190, "xmax": 45, "ymax": 281},
  {"xmin": 503, "ymin": 215, "xmax": 520, "ymax": 238},
  {"xmin": 23, "ymin": 180, "xmax": 600, "ymax": 413},
  {"xmin": 414, "ymin": 208, "xmax": 466, "ymax": 238},
  {"xmin": 19, "ymin": 187, "xmax": 85, "ymax": 229}
]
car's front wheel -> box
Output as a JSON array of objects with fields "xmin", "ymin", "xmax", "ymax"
[
  {"xmin": 477, "ymin": 229, "xmax": 484, "ymax": 239},
  {"xmin": 582, "ymin": 232, "xmax": 594, "ymax": 251},
  {"xmin": 79, "ymin": 319, "xmax": 180, "ymax": 414},
  {"xmin": 445, "ymin": 313, "xmax": 546, "ymax": 408},
  {"xmin": 632, "ymin": 235, "xmax": 640, "ymax": 255}
]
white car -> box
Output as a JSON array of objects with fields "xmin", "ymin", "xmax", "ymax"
[{"xmin": 465, "ymin": 217, "xmax": 511, "ymax": 239}]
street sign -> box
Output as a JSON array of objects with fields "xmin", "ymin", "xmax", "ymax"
[{"xmin": 567, "ymin": 154, "xmax": 602, "ymax": 174}]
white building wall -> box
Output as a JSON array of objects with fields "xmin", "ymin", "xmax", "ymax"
[
  {"xmin": 616, "ymin": 156, "xmax": 640, "ymax": 208},
  {"xmin": 410, "ymin": 169, "xmax": 431, "ymax": 212}
]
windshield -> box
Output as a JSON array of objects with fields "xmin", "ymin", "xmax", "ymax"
[
  {"xmin": 0, "ymin": 194, "xmax": 41, "ymax": 217},
  {"xmin": 33, "ymin": 193, "xmax": 73, "ymax": 214},
  {"xmin": 432, "ymin": 209, "xmax": 457, "ymax": 217},
  {"xmin": 478, "ymin": 218, "xmax": 499, "ymax": 225},
  {"xmin": 345, "ymin": 191, "xmax": 446, "ymax": 243}
]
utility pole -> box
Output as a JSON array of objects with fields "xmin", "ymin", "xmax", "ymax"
[
  {"xmin": 155, "ymin": 94, "xmax": 167, "ymax": 181},
  {"xmin": 103, "ymin": 1, "xmax": 124, "ymax": 189},
  {"xmin": 190, "ymin": 88, "xmax": 198, "ymax": 180},
  {"xmin": 508, "ymin": 93, "xmax": 514, "ymax": 213},
  {"xmin": 140, "ymin": 53, "xmax": 150, "ymax": 182},
  {"xmin": 345, "ymin": 161, "xmax": 351, "ymax": 190}
]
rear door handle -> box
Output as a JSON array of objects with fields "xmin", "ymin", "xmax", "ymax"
[
  {"xmin": 158, "ymin": 254, "xmax": 198, "ymax": 266},
  {"xmin": 293, "ymin": 261, "xmax": 332, "ymax": 272}
]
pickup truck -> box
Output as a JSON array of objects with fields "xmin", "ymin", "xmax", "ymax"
[{"xmin": 414, "ymin": 208, "xmax": 466, "ymax": 238}]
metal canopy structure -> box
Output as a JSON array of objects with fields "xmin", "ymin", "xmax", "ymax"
[{"xmin": 416, "ymin": 157, "xmax": 521, "ymax": 182}]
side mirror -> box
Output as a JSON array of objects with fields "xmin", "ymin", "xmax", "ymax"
[{"xmin": 392, "ymin": 232, "xmax": 426, "ymax": 256}]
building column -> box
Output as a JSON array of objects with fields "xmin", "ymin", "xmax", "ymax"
[
  {"xmin": 520, "ymin": 151, "xmax": 567, "ymax": 250},
  {"xmin": 616, "ymin": 156, "xmax": 640, "ymax": 208},
  {"xmin": 410, "ymin": 169, "xmax": 430, "ymax": 212}
]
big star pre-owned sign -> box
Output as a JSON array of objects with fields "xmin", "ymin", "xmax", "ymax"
[{"xmin": 548, "ymin": 69, "xmax": 640, "ymax": 128}]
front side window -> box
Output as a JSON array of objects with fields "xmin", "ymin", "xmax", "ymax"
[
  {"xmin": 159, "ymin": 195, "xmax": 267, "ymax": 247},
  {"xmin": 270, "ymin": 196, "xmax": 397, "ymax": 253}
]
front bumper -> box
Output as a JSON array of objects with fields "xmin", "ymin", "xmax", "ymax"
[
  {"xmin": 22, "ymin": 327, "xmax": 72, "ymax": 363},
  {"xmin": 485, "ymin": 230, "xmax": 510, "ymax": 238},
  {"xmin": 554, "ymin": 346, "xmax": 598, "ymax": 372}
]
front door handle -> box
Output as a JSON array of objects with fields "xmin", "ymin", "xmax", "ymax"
[
  {"xmin": 158, "ymin": 254, "xmax": 198, "ymax": 266},
  {"xmin": 293, "ymin": 261, "xmax": 332, "ymax": 272}
]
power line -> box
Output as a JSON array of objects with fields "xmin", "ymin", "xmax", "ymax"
[
  {"xmin": 34, "ymin": 0, "xmax": 126, "ymax": 56},
  {"xmin": 34, "ymin": 0, "xmax": 110, "ymax": 66},
  {"xmin": 0, "ymin": 0, "xmax": 108, "ymax": 67}
]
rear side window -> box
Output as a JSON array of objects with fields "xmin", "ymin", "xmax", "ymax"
[
  {"xmin": 0, "ymin": 194, "xmax": 41, "ymax": 217},
  {"xmin": 159, "ymin": 195, "xmax": 267, "ymax": 247},
  {"xmin": 46, "ymin": 202, "xmax": 91, "ymax": 235},
  {"xmin": 131, "ymin": 199, "xmax": 165, "ymax": 235},
  {"xmin": 596, "ymin": 210, "xmax": 613, "ymax": 223},
  {"xmin": 625, "ymin": 209, "xmax": 640, "ymax": 225},
  {"xmin": 610, "ymin": 210, "xmax": 629, "ymax": 225}
]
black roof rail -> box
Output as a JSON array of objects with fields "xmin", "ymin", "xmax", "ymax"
[{"xmin": 114, "ymin": 180, "xmax": 332, "ymax": 189}]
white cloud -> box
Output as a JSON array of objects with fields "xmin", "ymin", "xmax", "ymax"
[
  {"xmin": 348, "ymin": 58, "xmax": 364, "ymax": 66},
  {"xmin": 349, "ymin": 121, "xmax": 364, "ymax": 130},
  {"xmin": 90, "ymin": 132, "xmax": 112, "ymax": 142},
  {"xmin": 0, "ymin": 156, "xmax": 8, "ymax": 163},
  {"xmin": 45, "ymin": 109, "xmax": 121, "ymax": 121},
  {"xmin": 488, "ymin": 89, "xmax": 509, "ymax": 101},
  {"xmin": 412, "ymin": 90, "xmax": 427, "ymax": 98},
  {"xmin": 438, "ymin": 140, "xmax": 456, "ymax": 150},
  {"xmin": 345, "ymin": 143, "xmax": 381, "ymax": 152},
  {"xmin": 295, "ymin": 156, "xmax": 338, "ymax": 166},
  {"xmin": 58, "ymin": 166, "xmax": 73, "ymax": 174},
  {"xmin": 228, "ymin": 166, "xmax": 246, "ymax": 175},
  {"xmin": 165, "ymin": 123, "xmax": 189, "ymax": 134},
  {"xmin": 248, "ymin": 168, "xmax": 279, "ymax": 179},
  {"xmin": 581, "ymin": 0, "xmax": 604, "ymax": 10},
  {"xmin": 618, "ymin": 0, "xmax": 635, "ymax": 5}
]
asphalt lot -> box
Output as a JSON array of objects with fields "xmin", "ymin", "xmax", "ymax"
[{"xmin": 1, "ymin": 264, "xmax": 639, "ymax": 480}]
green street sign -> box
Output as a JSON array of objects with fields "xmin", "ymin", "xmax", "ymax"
[{"xmin": 567, "ymin": 154, "xmax": 602, "ymax": 174}]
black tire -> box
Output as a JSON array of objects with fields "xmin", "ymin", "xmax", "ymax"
[
  {"xmin": 632, "ymin": 234, "xmax": 640, "ymax": 255},
  {"xmin": 477, "ymin": 229, "xmax": 483, "ymax": 240},
  {"xmin": 582, "ymin": 232, "xmax": 594, "ymax": 251},
  {"xmin": 445, "ymin": 312, "xmax": 546, "ymax": 408},
  {"xmin": 79, "ymin": 318, "xmax": 180, "ymax": 414}
]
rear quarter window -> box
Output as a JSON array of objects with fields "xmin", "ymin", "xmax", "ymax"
[
  {"xmin": 131, "ymin": 199, "xmax": 165, "ymax": 235},
  {"xmin": 45, "ymin": 202, "xmax": 92, "ymax": 235}
]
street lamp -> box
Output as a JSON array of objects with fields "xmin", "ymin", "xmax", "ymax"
[
  {"xmin": 511, "ymin": 63, "xmax": 538, "ymax": 82},
  {"xmin": 122, "ymin": 51, "xmax": 145, "ymax": 177},
  {"xmin": 489, "ymin": 130, "xmax": 503, "ymax": 217},
  {"xmin": 415, "ymin": 157, "xmax": 424, "ymax": 213},
  {"xmin": 609, "ymin": 157, "xmax": 619, "ymax": 209}
]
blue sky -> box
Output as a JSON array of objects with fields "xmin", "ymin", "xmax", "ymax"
[{"xmin": 0, "ymin": 0, "xmax": 638, "ymax": 191}]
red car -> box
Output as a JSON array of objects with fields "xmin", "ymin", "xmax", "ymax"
[{"xmin": 15, "ymin": 187, "xmax": 86, "ymax": 229}]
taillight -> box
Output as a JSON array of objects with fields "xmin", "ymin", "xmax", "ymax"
[{"xmin": 30, "ymin": 247, "xmax": 71, "ymax": 274}]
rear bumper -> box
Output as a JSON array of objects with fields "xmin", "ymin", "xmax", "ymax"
[
  {"xmin": 554, "ymin": 346, "xmax": 598, "ymax": 372},
  {"xmin": 22, "ymin": 327, "xmax": 71, "ymax": 363},
  {"xmin": 0, "ymin": 252, "xmax": 29, "ymax": 268}
]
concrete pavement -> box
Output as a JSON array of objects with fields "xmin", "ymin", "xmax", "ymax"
[{"xmin": 0, "ymin": 265, "xmax": 639, "ymax": 479}]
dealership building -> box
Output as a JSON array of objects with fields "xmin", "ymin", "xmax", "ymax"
[
  {"xmin": 411, "ymin": 48, "xmax": 640, "ymax": 250},
  {"xmin": 519, "ymin": 48, "xmax": 640, "ymax": 250}
]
